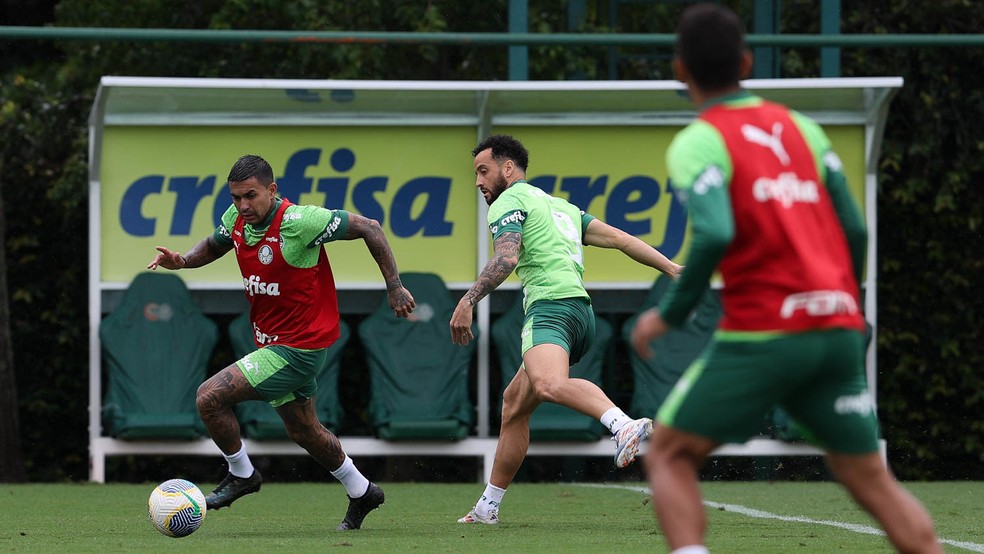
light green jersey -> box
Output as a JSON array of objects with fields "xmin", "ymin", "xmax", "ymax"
[
  {"xmin": 214, "ymin": 199, "xmax": 349, "ymax": 268},
  {"xmin": 487, "ymin": 181, "xmax": 595, "ymax": 311}
]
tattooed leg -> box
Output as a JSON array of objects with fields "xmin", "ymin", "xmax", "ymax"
[
  {"xmin": 196, "ymin": 364, "xmax": 262, "ymax": 455},
  {"xmin": 276, "ymin": 397, "xmax": 346, "ymax": 471}
]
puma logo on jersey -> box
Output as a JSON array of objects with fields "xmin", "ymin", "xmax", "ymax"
[{"xmin": 741, "ymin": 122, "xmax": 790, "ymax": 166}]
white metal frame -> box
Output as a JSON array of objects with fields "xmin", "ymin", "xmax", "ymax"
[
  {"xmin": 91, "ymin": 436, "xmax": 867, "ymax": 484},
  {"xmin": 88, "ymin": 77, "xmax": 902, "ymax": 482}
]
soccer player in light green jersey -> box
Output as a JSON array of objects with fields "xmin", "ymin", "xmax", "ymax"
[{"xmin": 450, "ymin": 134, "xmax": 681, "ymax": 524}]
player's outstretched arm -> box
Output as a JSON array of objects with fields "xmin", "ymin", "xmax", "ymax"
[
  {"xmin": 450, "ymin": 231, "xmax": 521, "ymax": 346},
  {"xmin": 583, "ymin": 219, "xmax": 682, "ymax": 278},
  {"xmin": 345, "ymin": 213, "xmax": 415, "ymax": 318},
  {"xmin": 147, "ymin": 236, "xmax": 231, "ymax": 270}
]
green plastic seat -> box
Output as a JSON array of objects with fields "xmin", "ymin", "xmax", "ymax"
[
  {"xmin": 494, "ymin": 296, "xmax": 610, "ymax": 441},
  {"xmin": 359, "ymin": 272, "xmax": 474, "ymax": 440},
  {"xmin": 100, "ymin": 272, "xmax": 217, "ymax": 439},
  {"xmin": 621, "ymin": 275, "xmax": 721, "ymax": 420},
  {"xmin": 229, "ymin": 313, "xmax": 350, "ymax": 439}
]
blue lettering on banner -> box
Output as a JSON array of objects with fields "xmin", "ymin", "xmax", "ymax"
[
  {"xmin": 120, "ymin": 175, "xmax": 164, "ymax": 237},
  {"xmin": 351, "ymin": 176, "xmax": 387, "ymax": 224},
  {"xmin": 605, "ymin": 175, "xmax": 659, "ymax": 236},
  {"xmin": 117, "ymin": 147, "xmax": 687, "ymax": 257},
  {"xmin": 315, "ymin": 147, "xmax": 355, "ymax": 209},
  {"xmin": 528, "ymin": 174, "xmax": 688, "ymax": 258},
  {"xmin": 169, "ymin": 175, "xmax": 216, "ymax": 235},
  {"xmin": 277, "ymin": 148, "xmax": 321, "ymax": 203},
  {"xmin": 391, "ymin": 177, "xmax": 453, "ymax": 237}
]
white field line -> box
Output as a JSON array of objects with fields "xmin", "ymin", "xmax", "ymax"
[{"xmin": 577, "ymin": 483, "xmax": 984, "ymax": 553}]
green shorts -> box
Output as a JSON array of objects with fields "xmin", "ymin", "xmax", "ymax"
[
  {"xmin": 521, "ymin": 297, "xmax": 595, "ymax": 364},
  {"xmin": 657, "ymin": 328, "xmax": 880, "ymax": 454},
  {"xmin": 235, "ymin": 345, "xmax": 329, "ymax": 408}
]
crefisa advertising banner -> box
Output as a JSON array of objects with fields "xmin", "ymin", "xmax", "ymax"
[{"xmin": 100, "ymin": 124, "xmax": 864, "ymax": 287}]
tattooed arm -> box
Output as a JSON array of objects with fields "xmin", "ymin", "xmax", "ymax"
[
  {"xmin": 344, "ymin": 213, "xmax": 415, "ymax": 318},
  {"xmin": 450, "ymin": 231, "xmax": 521, "ymax": 346},
  {"xmin": 147, "ymin": 235, "xmax": 232, "ymax": 270}
]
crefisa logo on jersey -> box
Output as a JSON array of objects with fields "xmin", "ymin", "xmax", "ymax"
[
  {"xmin": 491, "ymin": 210, "xmax": 526, "ymax": 234},
  {"xmin": 243, "ymin": 275, "xmax": 281, "ymax": 296},
  {"xmin": 313, "ymin": 215, "xmax": 343, "ymax": 247},
  {"xmin": 258, "ymin": 244, "xmax": 275, "ymax": 265}
]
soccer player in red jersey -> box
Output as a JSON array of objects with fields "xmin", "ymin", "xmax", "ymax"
[
  {"xmin": 149, "ymin": 154, "xmax": 415, "ymax": 530},
  {"xmin": 630, "ymin": 4, "xmax": 940, "ymax": 553}
]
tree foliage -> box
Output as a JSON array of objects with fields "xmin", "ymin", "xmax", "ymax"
[
  {"xmin": 839, "ymin": 0, "xmax": 984, "ymax": 479},
  {"xmin": 1, "ymin": 0, "xmax": 981, "ymax": 480},
  {"xmin": 0, "ymin": 73, "xmax": 90, "ymax": 480}
]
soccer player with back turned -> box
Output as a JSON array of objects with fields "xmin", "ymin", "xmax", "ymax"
[
  {"xmin": 451, "ymin": 134, "xmax": 682, "ymax": 524},
  {"xmin": 630, "ymin": 4, "xmax": 941, "ymax": 553},
  {"xmin": 149, "ymin": 154, "xmax": 416, "ymax": 531}
]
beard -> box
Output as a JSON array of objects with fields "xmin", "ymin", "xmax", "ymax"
[{"xmin": 486, "ymin": 171, "xmax": 510, "ymax": 205}]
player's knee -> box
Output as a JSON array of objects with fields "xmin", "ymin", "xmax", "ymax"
[
  {"xmin": 528, "ymin": 377, "xmax": 561, "ymax": 404},
  {"xmin": 827, "ymin": 452, "xmax": 887, "ymax": 489},
  {"xmin": 195, "ymin": 383, "xmax": 218, "ymax": 418}
]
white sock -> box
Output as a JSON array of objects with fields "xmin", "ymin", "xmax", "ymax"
[
  {"xmin": 223, "ymin": 444, "xmax": 255, "ymax": 478},
  {"xmin": 670, "ymin": 546, "xmax": 709, "ymax": 554},
  {"xmin": 330, "ymin": 455, "xmax": 371, "ymax": 498},
  {"xmin": 474, "ymin": 483, "xmax": 506, "ymax": 517},
  {"xmin": 600, "ymin": 407, "xmax": 632, "ymax": 435}
]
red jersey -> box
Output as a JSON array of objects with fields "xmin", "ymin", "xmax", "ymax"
[
  {"xmin": 700, "ymin": 100, "xmax": 864, "ymax": 332},
  {"xmin": 232, "ymin": 199, "xmax": 341, "ymax": 349}
]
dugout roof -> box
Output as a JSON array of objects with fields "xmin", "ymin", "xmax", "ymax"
[{"xmin": 91, "ymin": 76, "xmax": 901, "ymax": 127}]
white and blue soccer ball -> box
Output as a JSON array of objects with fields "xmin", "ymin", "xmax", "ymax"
[{"xmin": 148, "ymin": 479, "xmax": 207, "ymax": 538}]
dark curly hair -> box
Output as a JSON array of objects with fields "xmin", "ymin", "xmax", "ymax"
[{"xmin": 472, "ymin": 134, "xmax": 529, "ymax": 172}]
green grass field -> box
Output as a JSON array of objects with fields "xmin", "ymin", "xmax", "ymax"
[{"xmin": 1, "ymin": 481, "xmax": 981, "ymax": 553}]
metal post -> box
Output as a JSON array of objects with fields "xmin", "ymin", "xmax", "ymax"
[
  {"xmin": 508, "ymin": 0, "xmax": 529, "ymax": 80},
  {"xmin": 752, "ymin": 0, "xmax": 780, "ymax": 79},
  {"xmin": 820, "ymin": 0, "xmax": 841, "ymax": 77},
  {"xmin": 607, "ymin": 0, "xmax": 619, "ymax": 80},
  {"xmin": 567, "ymin": 0, "xmax": 587, "ymax": 80}
]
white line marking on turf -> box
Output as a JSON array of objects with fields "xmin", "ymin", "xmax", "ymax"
[{"xmin": 577, "ymin": 483, "xmax": 984, "ymax": 553}]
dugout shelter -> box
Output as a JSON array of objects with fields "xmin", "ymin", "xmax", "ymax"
[{"xmin": 88, "ymin": 76, "xmax": 901, "ymax": 482}]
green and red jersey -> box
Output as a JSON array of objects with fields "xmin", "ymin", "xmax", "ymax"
[
  {"xmin": 215, "ymin": 198, "xmax": 349, "ymax": 349},
  {"xmin": 660, "ymin": 91, "xmax": 866, "ymax": 334}
]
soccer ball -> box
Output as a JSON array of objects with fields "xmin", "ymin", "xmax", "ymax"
[{"xmin": 148, "ymin": 479, "xmax": 207, "ymax": 538}]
